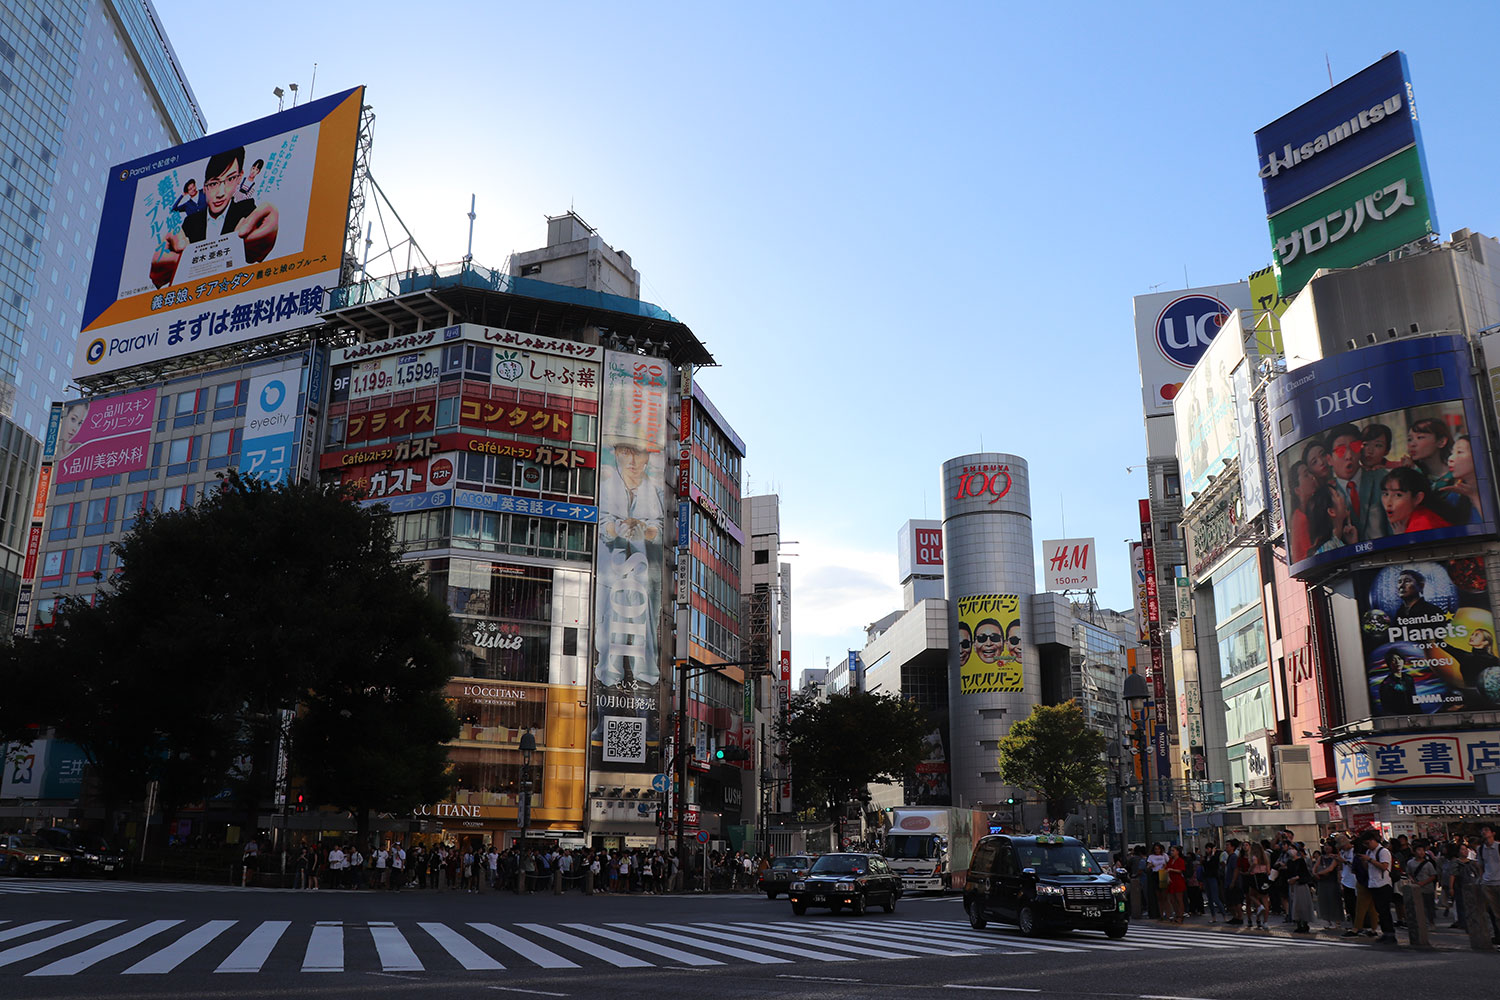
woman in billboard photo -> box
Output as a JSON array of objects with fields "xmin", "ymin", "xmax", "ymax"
[
  {"xmin": 1303, "ymin": 438, "xmax": 1332, "ymax": 486},
  {"xmin": 1437, "ymin": 434, "xmax": 1484, "ymax": 523},
  {"xmin": 1404, "ymin": 417, "xmax": 1454, "ymax": 490},
  {"xmin": 1380, "ymin": 467, "xmax": 1453, "ymax": 534},
  {"xmin": 1286, "ymin": 460, "xmax": 1319, "ymax": 563},
  {"xmin": 1307, "ymin": 483, "xmax": 1358, "ymax": 555}
]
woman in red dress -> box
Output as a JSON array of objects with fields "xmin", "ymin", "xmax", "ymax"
[{"xmin": 1164, "ymin": 844, "xmax": 1188, "ymax": 924}]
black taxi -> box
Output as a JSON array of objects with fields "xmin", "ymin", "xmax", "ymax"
[
  {"xmin": 789, "ymin": 852, "xmax": 901, "ymax": 916},
  {"xmin": 963, "ymin": 834, "xmax": 1127, "ymax": 938}
]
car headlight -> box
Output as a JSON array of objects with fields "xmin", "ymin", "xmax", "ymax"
[
  {"xmin": 835, "ymin": 881, "xmax": 854, "ymax": 892},
  {"xmin": 84, "ymin": 854, "xmax": 99, "ymax": 862},
  {"xmin": 1112, "ymin": 883, "xmax": 1128, "ymax": 894},
  {"xmin": 791, "ymin": 881, "xmax": 806, "ymax": 891},
  {"xmin": 25, "ymin": 855, "xmax": 41, "ymax": 862},
  {"xmin": 1034, "ymin": 884, "xmax": 1063, "ymax": 896}
]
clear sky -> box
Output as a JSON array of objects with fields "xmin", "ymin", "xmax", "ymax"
[{"xmin": 156, "ymin": 0, "xmax": 1500, "ymax": 679}]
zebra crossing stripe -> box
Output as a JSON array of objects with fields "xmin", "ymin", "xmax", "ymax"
[
  {"xmin": 303, "ymin": 922, "xmax": 343, "ymax": 973},
  {"xmin": 370, "ymin": 922, "xmax": 423, "ymax": 972},
  {"xmin": 767, "ymin": 919, "xmax": 1033, "ymax": 954},
  {"xmin": 562, "ymin": 923, "xmax": 723, "ymax": 967},
  {"xmin": 468, "ymin": 923, "xmax": 579, "ymax": 969},
  {"xmin": 515, "ymin": 923, "xmax": 653, "ymax": 969},
  {"xmin": 604, "ymin": 923, "xmax": 791, "ymax": 965},
  {"xmin": 28, "ymin": 920, "xmax": 182, "ymax": 976},
  {"xmin": 677, "ymin": 923, "xmax": 855, "ymax": 962},
  {"xmin": 0, "ymin": 921, "xmax": 66, "ymax": 944},
  {"xmin": 0, "ymin": 921, "xmax": 124, "ymax": 969},
  {"xmin": 419, "ymin": 922, "xmax": 504, "ymax": 971},
  {"xmin": 215, "ymin": 920, "xmax": 290, "ymax": 973},
  {"xmin": 124, "ymin": 920, "xmax": 238, "ymax": 974},
  {"xmin": 719, "ymin": 921, "xmax": 977, "ymax": 958}
]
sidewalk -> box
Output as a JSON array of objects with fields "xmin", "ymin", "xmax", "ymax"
[{"xmin": 1134, "ymin": 911, "xmax": 1497, "ymax": 952}]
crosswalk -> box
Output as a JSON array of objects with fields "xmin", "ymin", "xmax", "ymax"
[
  {"xmin": 0, "ymin": 915, "xmax": 1359, "ymax": 977},
  {"xmin": 0, "ymin": 879, "xmax": 286, "ymax": 894}
]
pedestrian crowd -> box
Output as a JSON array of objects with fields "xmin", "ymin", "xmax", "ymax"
[{"xmin": 1117, "ymin": 821, "xmax": 1500, "ymax": 946}]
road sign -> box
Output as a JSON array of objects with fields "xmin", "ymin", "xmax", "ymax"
[
  {"xmin": 1183, "ymin": 828, "xmax": 1199, "ymax": 836},
  {"xmin": 695, "ymin": 830, "xmax": 709, "ymax": 844},
  {"xmin": 659, "ymin": 820, "xmax": 674, "ymax": 835},
  {"xmin": 841, "ymin": 837, "xmax": 852, "ymax": 848},
  {"xmin": 650, "ymin": 773, "xmax": 670, "ymax": 793}
]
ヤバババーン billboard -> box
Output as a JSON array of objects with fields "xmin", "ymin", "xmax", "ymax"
[{"xmin": 76, "ymin": 87, "xmax": 364, "ymax": 378}]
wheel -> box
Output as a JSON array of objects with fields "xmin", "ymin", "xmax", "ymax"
[
  {"xmin": 1017, "ymin": 905, "xmax": 1041, "ymax": 937},
  {"xmin": 766, "ymin": 890, "xmax": 778, "ymax": 900},
  {"xmin": 1105, "ymin": 923, "xmax": 1128, "ymax": 940},
  {"xmin": 791, "ymin": 900, "xmax": 807, "ymax": 915},
  {"xmin": 851, "ymin": 894, "xmax": 866, "ymax": 916},
  {"xmin": 3, "ymin": 857, "xmax": 18, "ymax": 877},
  {"xmin": 883, "ymin": 891, "xmax": 897, "ymax": 914},
  {"xmin": 966, "ymin": 897, "xmax": 987, "ymax": 930}
]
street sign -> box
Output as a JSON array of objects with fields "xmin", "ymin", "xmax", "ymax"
[
  {"xmin": 650, "ymin": 773, "xmax": 670, "ymax": 793},
  {"xmin": 695, "ymin": 830, "xmax": 709, "ymax": 844},
  {"xmin": 1184, "ymin": 828, "xmax": 1199, "ymax": 836},
  {"xmin": 659, "ymin": 820, "xmax": 674, "ymax": 835}
]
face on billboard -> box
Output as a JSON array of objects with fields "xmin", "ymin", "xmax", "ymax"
[
  {"xmin": 1355, "ymin": 558, "xmax": 1499, "ymax": 715},
  {"xmin": 53, "ymin": 389, "xmax": 158, "ymax": 484},
  {"xmin": 79, "ymin": 87, "xmax": 362, "ymax": 378},
  {"xmin": 956, "ymin": 594, "xmax": 1022, "ymax": 694}
]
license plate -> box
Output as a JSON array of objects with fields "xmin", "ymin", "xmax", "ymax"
[
  {"xmin": 813, "ymin": 894, "xmax": 827, "ymax": 902},
  {"xmin": 102, "ymin": 865, "xmax": 115, "ymax": 871},
  {"xmin": 1083, "ymin": 907, "xmax": 1101, "ymax": 918}
]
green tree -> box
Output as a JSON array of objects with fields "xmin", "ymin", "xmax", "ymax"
[
  {"xmin": 779, "ymin": 689, "xmax": 930, "ymax": 820},
  {"xmin": 995, "ymin": 701, "xmax": 1107, "ymax": 823},
  {"xmin": 0, "ymin": 472, "xmax": 459, "ymax": 844}
]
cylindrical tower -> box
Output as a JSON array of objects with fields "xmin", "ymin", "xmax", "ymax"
[{"xmin": 941, "ymin": 453, "xmax": 1037, "ymax": 810}]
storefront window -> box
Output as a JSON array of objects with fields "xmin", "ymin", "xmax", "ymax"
[
  {"xmin": 1212, "ymin": 552, "xmax": 1260, "ymax": 627},
  {"xmin": 447, "ymin": 680, "xmax": 547, "ymax": 744},
  {"xmin": 1217, "ymin": 607, "xmax": 1268, "ymax": 680},
  {"xmin": 446, "ymin": 745, "xmax": 542, "ymax": 808}
]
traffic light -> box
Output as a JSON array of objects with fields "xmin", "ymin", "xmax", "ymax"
[
  {"xmin": 1005, "ymin": 796, "xmax": 1015, "ymax": 805},
  {"xmin": 714, "ymin": 746, "xmax": 750, "ymax": 762},
  {"xmin": 294, "ymin": 793, "xmax": 305, "ymax": 813}
]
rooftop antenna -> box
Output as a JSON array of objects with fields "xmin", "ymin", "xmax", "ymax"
[
  {"xmin": 309, "ymin": 62, "xmax": 318, "ymax": 101},
  {"xmin": 1183, "ymin": 264, "xmax": 1189, "ymax": 288},
  {"xmin": 289, "ymin": 82, "xmax": 300, "ymax": 108},
  {"xmin": 464, "ymin": 194, "xmax": 477, "ymax": 264},
  {"xmin": 1326, "ymin": 53, "xmax": 1334, "ymax": 85},
  {"xmin": 272, "ymin": 86, "xmax": 285, "ymax": 111}
]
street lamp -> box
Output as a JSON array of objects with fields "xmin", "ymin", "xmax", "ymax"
[
  {"xmin": 1122, "ymin": 673, "xmax": 1150, "ymax": 846},
  {"xmin": 517, "ymin": 730, "xmax": 535, "ymax": 893}
]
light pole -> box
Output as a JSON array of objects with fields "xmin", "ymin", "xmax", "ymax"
[
  {"xmin": 1123, "ymin": 673, "xmax": 1150, "ymax": 847},
  {"xmin": 517, "ymin": 729, "xmax": 535, "ymax": 894}
]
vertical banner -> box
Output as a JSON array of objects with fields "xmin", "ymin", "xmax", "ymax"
[
  {"xmin": 1139, "ymin": 499, "xmax": 1167, "ymax": 703},
  {"xmin": 16, "ymin": 403, "xmax": 65, "ymax": 635},
  {"xmin": 239, "ymin": 371, "xmax": 300, "ymax": 485},
  {"xmin": 778, "ymin": 649, "xmax": 793, "ymax": 813},
  {"xmin": 591, "ymin": 351, "xmax": 670, "ymax": 773}
]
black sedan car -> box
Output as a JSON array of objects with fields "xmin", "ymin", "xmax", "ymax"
[
  {"xmin": 963, "ymin": 834, "xmax": 1128, "ymax": 938},
  {"xmin": 759, "ymin": 854, "xmax": 814, "ymax": 899},
  {"xmin": 37, "ymin": 829, "xmax": 125, "ymax": 877},
  {"xmin": 788, "ymin": 852, "xmax": 901, "ymax": 916}
]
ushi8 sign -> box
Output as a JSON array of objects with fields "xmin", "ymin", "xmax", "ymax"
[
  {"xmin": 77, "ymin": 87, "xmax": 364, "ymax": 378},
  {"xmin": 957, "ymin": 594, "xmax": 1022, "ymax": 695}
]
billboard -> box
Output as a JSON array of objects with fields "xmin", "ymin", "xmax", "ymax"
[
  {"xmin": 1354, "ymin": 556, "xmax": 1498, "ymax": 716},
  {"xmin": 956, "ymin": 594, "xmax": 1022, "ymax": 694},
  {"xmin": 1175, "ymin": 310, "xmax": 1255, "ymax": 502},
  {"xmin": 1041, "ymin": 537, "xmax": 1095, "ymax": 591},
  {"xmin": 897, "ymin": 518, "xmax": 944, "ymax": 581},
  {"xmin": 1267, "ymin": 336, "xmax": 1493, "ymax": 576},
  {"xmin": 1336, "ymin": 726, "xmax": 1500, "ymax": 793},
  {"xmin": 239, "ymin": 371, "xmax": 300, "ymax": 485},
  {"xmin": 54, "ymin": 389, "xmax": 157, "ymax": 484},
  {"xmin": 77, "ymin": 87, "xmax": 364, "ymax": 378},
  {"xmin": 1255, "ymin": 52, "xmax": 1436, "ymax": 296},
  {"xmin": 1133, "ymin": 282, "xmax": 1253, "ymax": 421},
  {"xmin": 1232, "ymin": 360, "xmax": 1269, "ymax": 522},
  {"xmin": 590, "ymin": 351, "xmax": 670, "ymax": 773}
]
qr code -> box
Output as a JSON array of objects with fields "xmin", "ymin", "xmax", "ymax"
[{"xmin": 603, "ymin": 716, "xmax": 647, "ymax": 763}]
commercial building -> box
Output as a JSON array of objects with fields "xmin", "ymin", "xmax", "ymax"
[
  {"xmin": 742, "ymin": 493, "xmax": 794, "ymax": 838},
  {"xmin": 0, "ymin": 0, "xmax": 203, "ymax": 634}
]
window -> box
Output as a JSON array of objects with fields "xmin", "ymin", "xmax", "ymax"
[
  {"xmin": 47, "ymin": 501, "xmax": 76, "ymax": 541},
  {"xmin": 121, "ymin": 491, "xmax": 153, "ymax": 530},
  {"xmin": 213, "ymin": 381, "xmax": 239, "ymax": 409},
  {"xmin": 38, "ymin": 548, "xmax": 70, "ymax": 588},
  {"xmin": 207, "ymin": 429, "xmax": 233, "ymax": 461},
  {"xmin": 162, "ymin": 484, "xmax": 194, "ymax": 511},
  {"xmin": 1164, "ymin": 473, "xmax": 1181, "ymax": 498},
  {"xmin": 82, "ymin": 496, "xmax": 112, "ymax": 536},
  {"xmin": 1217, "ymin": 608, "xmax": 1268, "ymax": 680},
  {"xmin": 77, "ymin": 544, "xmax": 108, "ymax": 581},
  {"xmin": 754, "ymin": 549, "xmax": 769, "ymax": 565},
  {"xmin": 167, "ymin": 437, "xmax": 190, "ymax": 463}
]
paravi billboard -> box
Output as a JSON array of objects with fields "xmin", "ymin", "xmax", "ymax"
[
  {"xmin": 77, "ymin": 87, "xmax": 364, "ymax": 378},
  {"xmin": 1266, "ymin": 335, "xmax": 1494, "ymax": 577},
  {"xmin": 1255, "ymin": 52, "xmax": 1436, "ymax": 297}
]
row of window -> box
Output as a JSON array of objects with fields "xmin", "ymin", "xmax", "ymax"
[
  {"xmin": 690, "ymin": 605, "xmax": 739, "ymax": 663},
  {"xmin": 690, "ymin": 507, "xmax": 740, "ymax": 573},
  {"xmin": 389, "ymin": 507, "xmax": 596, "ymax": 564},
  {"xmin": 160, "ymin": 380, "xmax": 247, "ymax": 429},
  {"xmin": 693, "ymin": 408, "xmax": 742, "ymax": 483},
  {"xmin": 454, "ymin": 452, "xmax": 596, "ymax": 502},
  {"xmin": 47, "ymin": 486, "xmax": 191, "ymax": 542}
]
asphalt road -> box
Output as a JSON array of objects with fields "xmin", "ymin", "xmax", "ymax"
[{"xmin": 0, "ymin": 878, "xmax": 1493, "ymax": 999}]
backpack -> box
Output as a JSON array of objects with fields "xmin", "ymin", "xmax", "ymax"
[{"xmin": 1353, "ymin": 853, "xmax": 1370, "ymax": 887}]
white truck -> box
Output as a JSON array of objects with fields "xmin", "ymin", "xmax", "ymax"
[{"xmin": 882, "ymin": 807, "xmax": 988, "ymax": 892}]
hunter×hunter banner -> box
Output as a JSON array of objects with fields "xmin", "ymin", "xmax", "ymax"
[
  {"xmin": 590, "ymin": 351, "xmax": 670, "ymax": 771},
  {"xmin": 1355, "ymin": 557, "xmax": 1500, "ymax": 717},
  {"xmin": 957, "ymin": 594, "xmax": 1022, "ymax": 694}
]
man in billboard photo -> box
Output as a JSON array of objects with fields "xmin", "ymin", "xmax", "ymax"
[
  {"xmin": 170, "ymin": 178, "xmax": 204, "ymax": 216},
  {"xmin": 957, "ymin": 622, "xmax": 972, "ymax": 669},
  {"xmin": 1376, "ymin": 651, "xmax": 1418, "ymax": 715},
  {"xmin": 972, "ymin": 618, "xmax": 1006, "ymax": 666},
  {"xmin": 1327, "ymin": 423, "xmax": 1375, "ymax": 540},
  {"xmin": 1380, "ymin": 467, "xmax": 1453, "ymax": 535},
  {"xmin": 1394, "ymin": 568, "xmax": 1447, "ymax": 629},
  {"xmin": 149, "ymin": 145, "xmax": 280, "ymax": 288},
  {"xmin": 594, "ymin": 433, "xmax": 665, "ymax": 694}
]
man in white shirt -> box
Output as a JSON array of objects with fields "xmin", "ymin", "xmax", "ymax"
[
  {"xmin": 1362, "ymin": 831, "xmax": 1397, "ymax": 943},
  {"xmin": 391, "ymin": 844, "xmax": 406, "ymax": 891},
  {"xmin": 1478, "ymin": 824, "xmax": 1500, "ymax": 946},
  {"xmin": 327, "ymin": 844, "xmax": 346, "ymax": 890}
]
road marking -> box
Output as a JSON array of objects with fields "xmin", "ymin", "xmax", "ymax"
[
  {"xmin": 0, "ymin": 920, "xmax": 123, "ymax": 969},
  {"xmin": 420, "ymin": 922, "xmax": 504, "ymax": 970},
  {"xmin": 724, "ymin": 921, "xmax": 973, "ymax": 958},
  {"xmin": 778, "ymin": 974, "xmax": 865, "ymax": 982},
  {"xmin": 215, "ymin": 919, "xmax": 289, "ymax": 973},
  {"xmin": 517, "ymin": 923, "xmax": 652, "ymax": 969},
  {"xmin": 562, "ymin": 923, "xmax": 722, "ymax": 966},
  {"xmin": 0, "ymin": 921, "xmax": 66, "ymax": 944},
  {"xmin": 945, "ymin": 988, "xmax": 1041, "ymax": 993},
  {"xmin": 609, "ymin": 923, "xmax": 790, "ymax": 964},
  {"xmin": 683, "ymin": 922, "xmax": 855, "ymax": 962},
  {"xmin": 303, "ymin": 921, "xmax": 343, "ymax": 973},
  {"xmin": 371, "ymin": 923, "xmax": 423, "ymax": 972},
  {"xmin": 28, "ymin": 919, "xmax": 182, "ymax": 976},
  {"xmin": 469, "ymin": 923, "xmax": 579, "ymax": 969},
  {"xmin": 486, "ymin": 987, "xmax": 570, "ymax": 997},
  {"xmin": 124, "ymin": 919, "xmax": 237, "ymax": 974}
]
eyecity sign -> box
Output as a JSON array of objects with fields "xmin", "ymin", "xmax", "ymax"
[{"xmin": 1254, "ymin": 51, "xmax": 1436, "ymax": 297}]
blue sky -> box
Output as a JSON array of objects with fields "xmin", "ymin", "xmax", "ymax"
[{"xmin": 157, "ymin": 1, "xmax": 1500, "ymax": 679}]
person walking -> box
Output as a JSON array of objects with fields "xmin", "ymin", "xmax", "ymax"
[
  {"xmin": 1201, "ymin": 842, "xmax": 1226, "ymax": 924},
  {"xmin": 1477, "ymin": 824, "xmax": 1500, "ymax": 945},
  {"xmin": 1224, "ymin": 839, "xmax": 1244, "ymax": 925},
  {"xmin": 1362, "ymin": 830, "xmax": 1398, "ymax": 944},
  {"xmin": 1314, "ymin": 840, "xmax": 1343, "ymax": 930}
]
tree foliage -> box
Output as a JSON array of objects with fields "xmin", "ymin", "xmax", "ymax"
[
  {"xmin": 779, "ymin": 689, "xmax": 930, "ymax": 820},
  {"xmin": 0, "ymin": 472, "xmax": 459, "ymax": 840},
  {"xmin": 995, "ymin": 700, "xmax": 1107, "ymax": 822}
]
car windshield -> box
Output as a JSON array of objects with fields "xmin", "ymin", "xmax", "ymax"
[
  {"xmin": 810, "ymin": 854, "xmax": 867, "ymax": 875},
  {"xmin": 771, "ymin": 856, "xmax": 810, "ymax": 869},
  {"xmin": 883, "ymin": 836, "xmax": 937, "ymax": 859},
  {"xmin": 12, "ymin": 835, "xmax": 42, "ymax": 849},
  {"xmin": 1015, "ymin": 843, "xmax": 1102, "ymax": 875}
]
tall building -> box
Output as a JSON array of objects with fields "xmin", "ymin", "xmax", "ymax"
[
  {"xmin": 742, "ymin": 493, "xmax": 794, "ymax": 834},
  {"xmin": 0, "ymin": 0, "xmax": 203, "ymax": 620}
]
